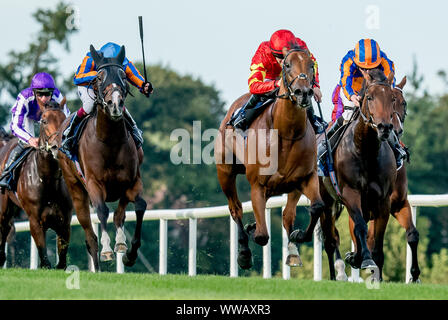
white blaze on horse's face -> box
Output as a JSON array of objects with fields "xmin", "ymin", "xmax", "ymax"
[{"xmin": 109, "ymin": 83, "xmax": 124, "ymax": 119}]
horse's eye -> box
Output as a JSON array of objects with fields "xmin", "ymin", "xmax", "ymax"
[
  {"xmin": 41, "ymin": 119, "xmax": 47, "ymax": 125},
  {"xmin": 284, "ymin": 62, "xmax": 290, "ymax": 69},
  {"xmin": 367, "ymin": 96, "xmax": 373, "ymax": 101}
]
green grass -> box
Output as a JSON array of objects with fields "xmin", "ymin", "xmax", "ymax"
[{"xmin": 0, "ymin": 268, "xmax": 447, "ymax": 300}]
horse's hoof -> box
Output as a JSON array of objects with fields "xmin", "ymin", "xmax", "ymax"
[
  {"xmin": 244, "ymin": 223, "xmax": 256, "ymax": 235},
  {"xmin": 122, "ymin": 254, "xmax": 136, "ymax": 267},
  {"xmin": 56, "ymin": 263, "xmax": 67, "ymax": 270},
  {"xmin": 254, "ymin": 234, "xmax": 269, "ymax": 246},
  {"xmin": 361, "ymin": 259, "xmax": 377, "ymax": 270},
  {"xmin": 286, "ymin": 254, "xmax": 303, "ymax": 267},
  {"xmin": 100, "ymin": 251, "xmax": 115, "ymax": 262},
  {"xmin": 237, "ymin": 249, "xmax": 252, "ymax": 270},
  {"xmin": 345, "ymin": 251, "xmax": 361, "ymax": 269},
  {"xmin": 289, "ymin": 229, "xmax": 307, "ymax": 243},
  {"xmin": 114, "ymin": 243, "xmax": 127, "ymax": 253},
  {"xmin": 409, "ymin": 277, "xmax": 421, "ymax": 284},
  {"xmin": 334, "ymin": 259, "xmax": 348, "ymax": 281}
]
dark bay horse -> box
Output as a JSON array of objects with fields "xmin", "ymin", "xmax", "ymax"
[
  {"xmin": 319, "ymin": 69, "xmax": 397, "ymax": 281},
  {"xmin": 58, "ymin": 45, "xmax": 147, "ymax": 271},
  {"xmin": 0, "ymin": 101, "xmax": 72, "ymax": 268},
  {"xmin": 216, "ymin": 47, "xmax": 325, "ymax": 269}
]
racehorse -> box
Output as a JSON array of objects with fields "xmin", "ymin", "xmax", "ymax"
[
  {"xmin": 215, "ymin": 47, "xmax": 325, "ymax": 269},
  {"xmin": 58, "ymin": 45, "xmax": 147, "ymax": 271},
  {"xmin": 319, "ymin": 69, "xmax": 397, "ymax": 281},
  {"xmin": 0, "ymin": 101, "xmax": 72, "ymax": 269}
]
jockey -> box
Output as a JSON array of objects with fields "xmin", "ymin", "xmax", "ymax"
[
  {"xmin": 60, "ymin": 42, "xmax": 153, "ymax": 158},
  {"xmin": 318, "ymin": 39, "xmax": 407, "ymax": 170},
  {"xmin": 0, "ymin": 72, "xmax": 70, "ymax": 190},
  {"xmin": 227, "ymin": 29, "xmax": 326, "ymax": 133}
]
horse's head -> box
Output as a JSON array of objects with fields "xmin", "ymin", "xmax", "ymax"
[
  {"xmin": 90, "ymin": 44, "xmax": 128, "ymax": 121},
  {"xmin": 39, "ymin": 101, "xmax": 66, "ymax": 159},
  {"xmin": 279, "ymin": 47, "xmax": 315, "ymax": 108},
  {"xmin": 359, "ymin": 69, "xmax": 395, "ymax": 141},
  {"xmin": 392, "ymin": 76, "xmax": 407, "ymax": 138}
]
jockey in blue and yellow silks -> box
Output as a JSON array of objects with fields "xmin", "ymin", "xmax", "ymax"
[
  {"xmin": 60, "ymin": 42, "xmax": 153, "ymax": 159},
  {"xmin": 318, "ymin": 39, "xmax": 407, "ymax": 173}
]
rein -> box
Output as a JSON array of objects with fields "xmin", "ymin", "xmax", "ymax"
[
  {"xmin": 276, "ymin": 49, "xmax": 313, "ymax": 108},
  {"xmin": 358, "ymin": 81, "xmax": 391, "ymax": 129}
]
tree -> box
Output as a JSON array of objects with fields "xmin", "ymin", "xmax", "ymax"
[{"xmin": 0, "ymin": 1, "xmax": 77, "ymax": 125}]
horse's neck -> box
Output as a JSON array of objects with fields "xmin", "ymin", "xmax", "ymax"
[
  {"xmin": 35, "ymin": 150, "xmax": 60, "ymax": 181},
  {"xmin": 96, "ymin": 108, "xmax": 127, "ymax": 145},
  {"xmin": 353, "ymin": 119, "xmax": 381, "ymax": 158},
  {"xmin": 273, "ymin": 98, "xmax": 307, "ymax": 137}
]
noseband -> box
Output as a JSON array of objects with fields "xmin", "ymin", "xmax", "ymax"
[
  {"xmin": 359, "ymin": 82, "xmax": 393, "ymax": 129},
  {"xmin": 94, "ymin": 64, "xmax": 127, "ymax": 108},
  {"xmin": 276, "ymin": 49, "xmax": 313, "ymax": 108},
  {"xmin": 39, "ymin": 107, "xmax": 63, "ymax": 153}
]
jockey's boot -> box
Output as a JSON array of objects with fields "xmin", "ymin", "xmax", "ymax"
[
  {"xmin": 0, "ymin": 142, "xmax": 26, "ymax": 190},
  {"xmin": 227, "ymin": 94, "xmax": 262, "ymax": 131},
  {"xmin": 387, "ymin": 130, "xmax": 408, "ymax": 170},
  {"xmin": 60, "ymin": 113, "xmax": 84, "ymax": 158},
  {"xmin": 317, "ymin": 116, "xmax": 344, "ymax": 160},
  {"xmin": 123, "ymin": 108, "xmax": 143, "ymax": 149},
  {"xmin": 307, "ymin": 106, "xmax": 328, "ymax": 134}
]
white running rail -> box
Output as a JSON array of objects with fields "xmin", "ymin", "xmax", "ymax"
[{"xmin": 5, "ymin": 194, "xmax": 448, "ymax": 282}]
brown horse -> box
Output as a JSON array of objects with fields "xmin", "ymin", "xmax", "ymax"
[
  {"xmin": 0, "ymin": 101, "xmax": 72, "ymax": 269},
  {"xmin": 319, "ymin": 69, "xmax": 397, "ymax": 281},
  {"xmin": 216, "ymin": 47, "xmax": 325, "ymax": 269},
  {"xmin": 58, "ymin": 45, "xmax": 147, "ymax": 271}
]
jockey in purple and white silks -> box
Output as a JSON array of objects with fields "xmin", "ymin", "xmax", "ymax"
[{"xmin": 0, "ymin": 72, "xmax": 69, "ymax": 190}]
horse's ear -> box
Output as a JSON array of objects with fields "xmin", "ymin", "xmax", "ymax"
[
  {"xmin": 396, "ymin": 76, "xmax": 407, "ymax": 89},
  {"xmin": 387, "ymin": 71, "xmax": 395, "ymax": 86},
  {"xmin": 90, "ymin": 44, "xmax": 102, "ymax": 64},
  {"xmin": 360, "ymin": 69, "xmax": 373, "ymax": 84},
  {"xmin": 60, "ymin": 97, "xmax": 66, "ymax": 109},
  {"xmin": 116, "ymin": 45, "xmax": 126, "ymax": 65}
]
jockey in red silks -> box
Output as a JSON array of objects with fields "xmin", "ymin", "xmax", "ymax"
[
  {"xmin": 318, "ymin": 39, "xmax": 407, "ymax": 171},
  {"xmin": 60, "ymin": 42, "xmax": 153, "ymax": 159},
  {"xmin": 228, "ymin": 29, "xmax": 327, "ymax": 133},
  {"xmin": 0, "ymin": 72, "xmax": 70, "ymax": 190}
]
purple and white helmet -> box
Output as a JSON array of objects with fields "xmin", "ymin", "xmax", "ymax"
[{"xmin": 30, "ymin": 72, "xmax": 56, "ymax": 93}]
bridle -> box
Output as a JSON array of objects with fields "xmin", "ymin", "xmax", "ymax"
[
  {"xmin": 359, "ymin": 81, "xmax": 393, "ymax": 129},
  {"xmin": 94, "ymin": 63, "xmax": 127, "ymax": 109},
  {"xmin": 38, "ymin": 107, "xmax": 63, "ymax": 153},
  {"xmin": 276, "ymin": 48, "xmax": 314, "ymax": 108}
]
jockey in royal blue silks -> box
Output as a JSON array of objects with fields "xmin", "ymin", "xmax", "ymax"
[
  {"xmin": 60, "ymin": 42, "xmax": 153, "ymax": 159},
  {"xmin": 0, "ymin": 72, "xmax": 70, "ymax": 190}
]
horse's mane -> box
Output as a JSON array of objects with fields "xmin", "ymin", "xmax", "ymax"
[{"xmin": 359, "ymin": 69, "xmax": 389, "ymax": 100}]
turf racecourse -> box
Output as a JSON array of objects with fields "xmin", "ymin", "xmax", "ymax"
[{"xmin": 0, "ymin": 268, "xmax": 447, "ymax": 300}]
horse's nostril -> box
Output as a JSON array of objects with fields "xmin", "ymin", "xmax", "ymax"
[{"xmin": 308, "ymin": 88, "xmax": 314, "ymax": 96}]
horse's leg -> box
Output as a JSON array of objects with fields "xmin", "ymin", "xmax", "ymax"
[
  {"xmin": 113, "ymin": 197, "xmax": 129, "ymax": 254},
  {"xmin": 217, "ymin": 164, "xmax": 251, "ymax": 269},
  {"xmin": 87, "ymin": 181, "xmax": 113, "ymax": 262},
  {"xmin": 122, "ymin": 193, "xmax": 147, "ymax": 267},
  {"xmin": 290, "ymin": 172, "xmax": 325, "ymax": 243},
  {"xmin": 55, "ymin": 222, "xmax": 70, "ymax": 270},
  {"xmin": 371, "ymin": 212, "xmax": 389, "ymax": 281},
  {"xmin": 282, "ymin": 190, "xmax": 302, "ymax": 267},
  {"xmin": 342, "ymin": 187, "xmax": 376, "ymax": 270},
  {"xmin": 250, "ymin": 183, "xmax": 269, "ymax": 246},
  {"xmin": 0, "ymin": 197, "xmax": 12, "ymax": 266},
  {"xmin": 391, "ymin": 200, "xmax": 420, "ymax": 283},
  {"xmin": 71, "ymin": 184, "xmax": 99, "ymax": 271},
  {"xmin": 320, "ymin": 201, "xmax": 339, "ymax": 280},
  {"xmin": 333, "ymin": 227, "xmax": 348, "ymax": 281},
  {"xmin": 28, "ymin": 217, "xmax": 51, "ymax": 268}
]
